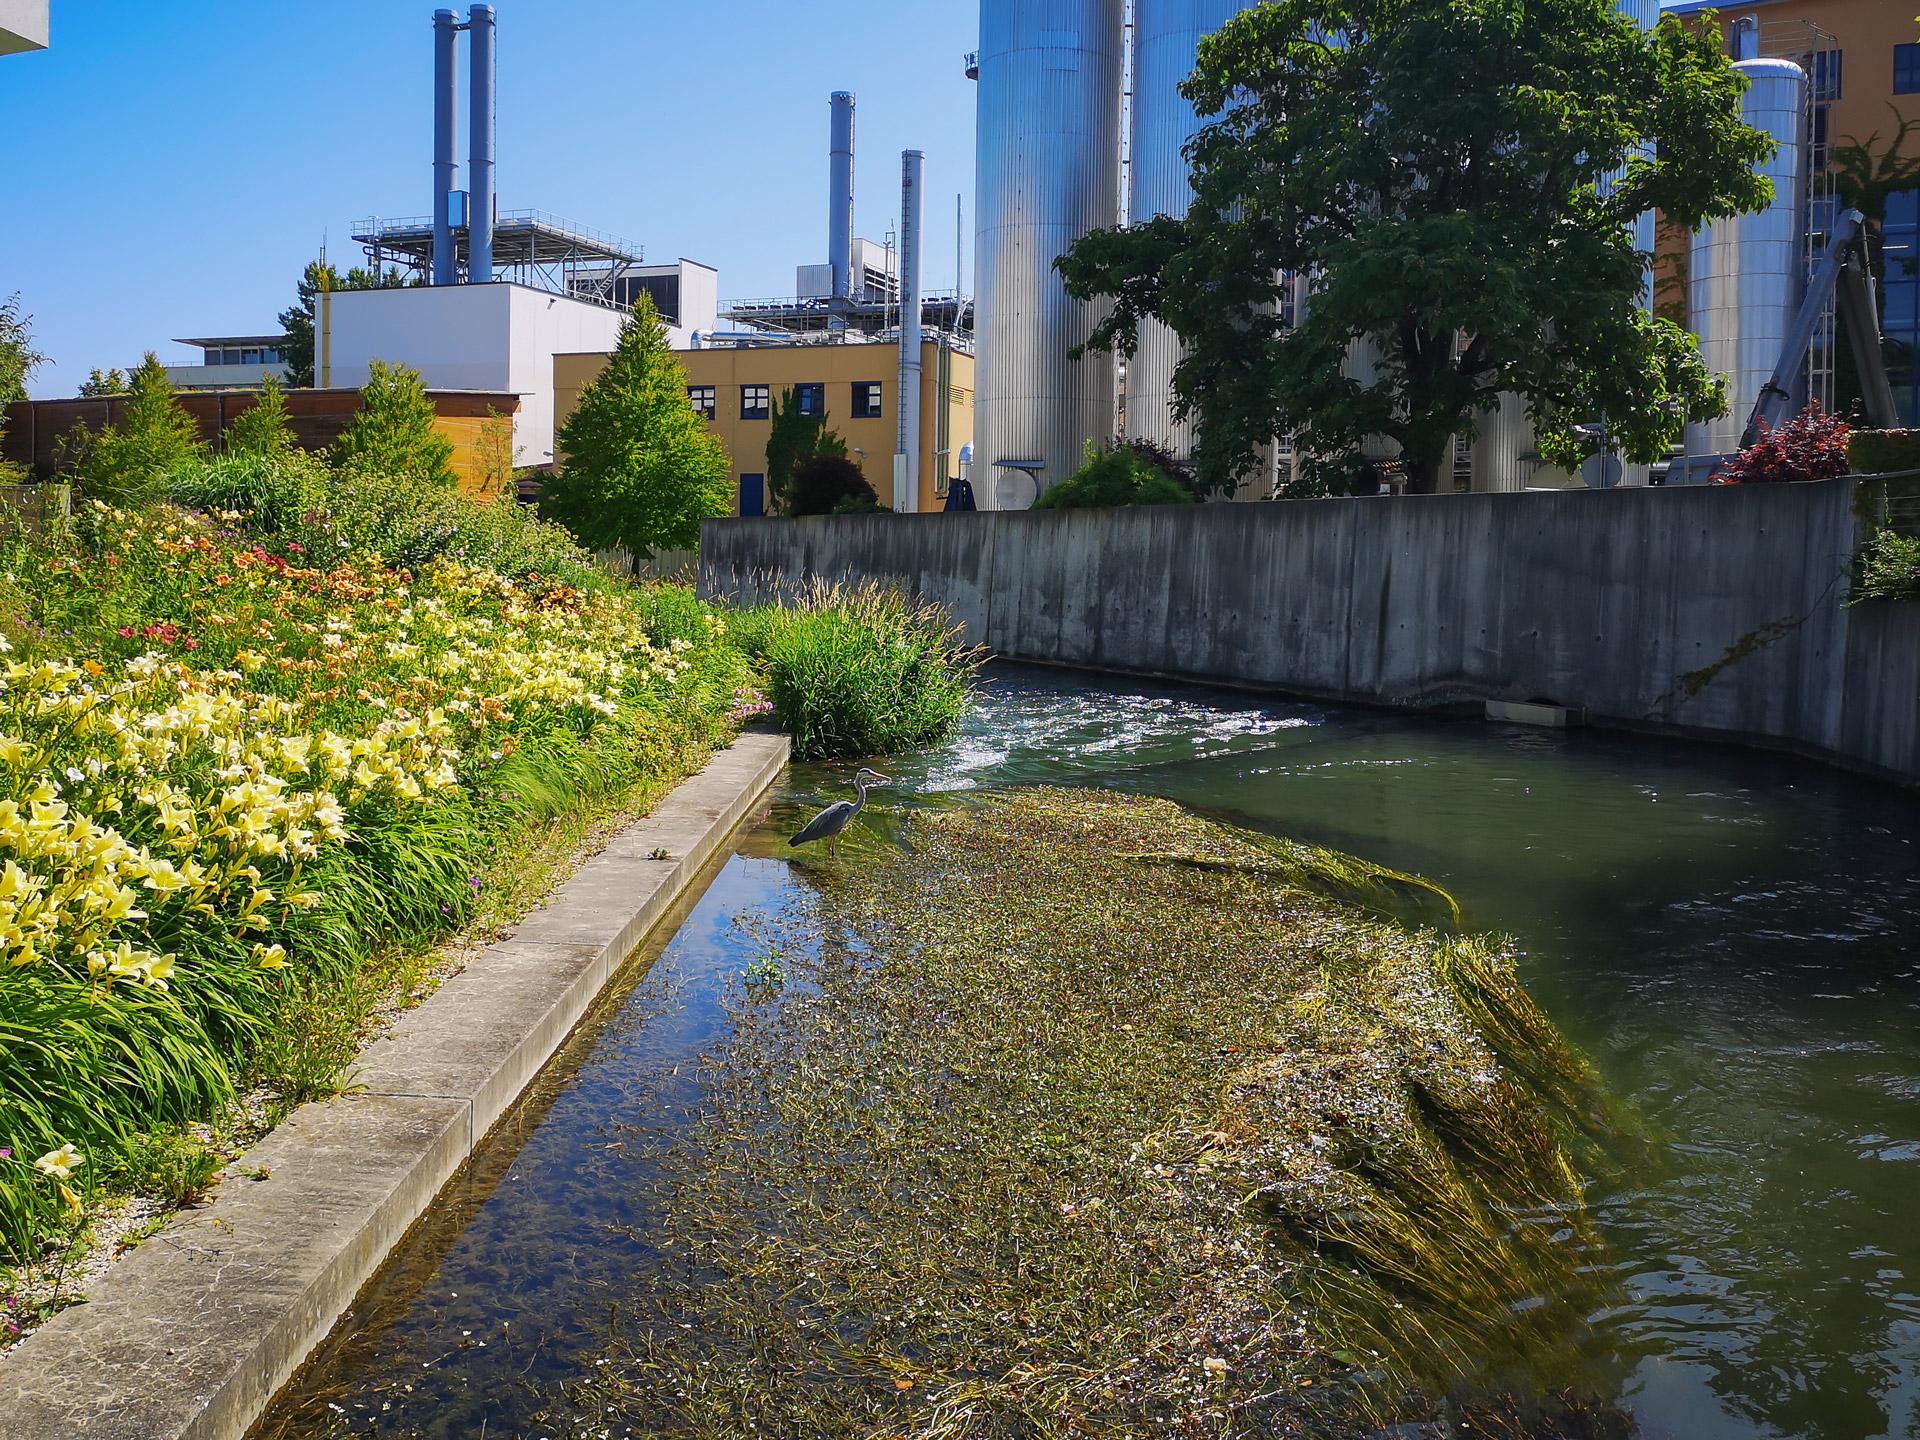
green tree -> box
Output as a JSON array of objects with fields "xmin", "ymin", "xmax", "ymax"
[
  {"xmin": 278, "ymin": 259, "xmax": 414, "ymax": 387},
  {"xmin": 81, "ymin": 353, "xmax": 205, "ymax": 503},
  {"xmin": 226, "ymin": 375, "xmax": 297, "ymax": 458},
  {"xmin": 1056, "ymin": 0, "xmax": 1774, "ymax": 494},
  {"xmin": 78, "ymin": 367, "xmax": 129, "ymax": 398},
  {"xmin": 541, "ymin": 296, "xmax": 732, "ymax": 557},
  {"xmin": 764, "ymin": 389, "xmax": 848, "ymax": 513},
  {"xmin": 0, "ymin": 293, "xmax": 44, "ymax": 408},
  {"xmin": 332, "ymin": 361, "xmax": 456, "ymax": 487},
  {"xmin": 788, "ymin": 453, "xmax": 880, "ymax": 517}
]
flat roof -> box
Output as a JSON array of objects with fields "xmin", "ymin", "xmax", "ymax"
[
  {"xmin": 352, "ymin": 209, "xmax": 643, "ymax": 269},
  {"xmin": 172, "ymin": 335, "xmax": 289, "ymax": 349}
]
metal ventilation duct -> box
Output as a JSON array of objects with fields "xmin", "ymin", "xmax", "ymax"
[
  {"xmin": 1684, "ymin": 57, "xmax": 1807, "ymax": 462},
  {"xmin": 468, "ymin": 4, "xmax": 497, "ymax": 283},
  {"xmin": 830, "ymin": 93, "xmax": 856, "ymax": 305},
  {"xmin": 1126, "ymin": 0, "xmax": 1256, "ymax": 459},
  {"xmin": 431, "ymin": 8, "xmax": 459, "ymax": 286},
  {"xmin": 974, "ymin": 0, "xmax": 1125, "ymax": 508}
]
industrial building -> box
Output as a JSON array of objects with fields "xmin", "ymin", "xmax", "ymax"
[
  {"xmin": 555, "ymin": 340, "xmax": 974, "ymax": 516},
  {"xmin": 1660, "ymin": 0, "xmax": 1920, "ymax": 432},
  {"xmin": 967, "ymin": 0, "xmax": 1901, "ymax": 503},
  {"xmin": 554, "ymin": 91, "xmax": 976, "ymax": 516},
  {"xmin": 0, "ymin": 0, "xmax": 45, "ymax": 56}
]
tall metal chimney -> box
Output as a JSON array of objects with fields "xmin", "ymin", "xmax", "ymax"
[
  {"xmin": 829, "ymin": 92, "xmax": 856, "ymax": 304},
  {"xmin": 431, "ymin": 8, "xmax": 459, "ymax": 286},
  {"xmin": 468, "ymin": 4, "xmax": 497, "ymax": 283},
  {"xmin": 894, "ymin": 149, "xmax": 925, "ymax": 514}
]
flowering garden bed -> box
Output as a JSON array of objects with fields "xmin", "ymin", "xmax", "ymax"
[{"xmin": 0, "ymin": 498, "xmax": 758, "ymax": 1310}]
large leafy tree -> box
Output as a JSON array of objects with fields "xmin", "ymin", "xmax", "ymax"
[
  {"xmin": 542, "ymin": 296, "xmax": 732, "ymax": 558},
  {"xmin": 332, "ymin": 361, "xmax": 456, "ymax": 487},
  {"xmin": 1057, "ymin": 0, "xmax": 1774, "ymax": 494},
  {"xmin": 278, "ymin": 259, "xmax": 415, "ymax": 387}
]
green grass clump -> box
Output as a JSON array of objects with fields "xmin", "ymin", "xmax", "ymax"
[{"xmin": 722, "ymin": 580, "xmax": 979, "ymax": 759}]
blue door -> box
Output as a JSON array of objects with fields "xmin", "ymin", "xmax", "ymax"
[{"xmin": 739, "ymin": 473, "xmax": 765, "ymax": 517}]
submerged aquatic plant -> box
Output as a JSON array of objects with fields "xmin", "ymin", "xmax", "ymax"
[{"xmin": 537, "ymin": 786, "xmax": 1628, "ymax": 1438}]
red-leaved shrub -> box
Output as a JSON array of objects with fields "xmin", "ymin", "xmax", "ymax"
[{"xmin": 1713, "ymin": 402, "xmax": 1852, "ymax": 484}]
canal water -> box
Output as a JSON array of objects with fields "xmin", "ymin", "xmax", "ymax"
[{"xmin": 255, "ymin": 664, "xmax": 1920, "ymax": 1440}]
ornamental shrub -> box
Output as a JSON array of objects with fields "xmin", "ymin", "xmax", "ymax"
[
  {"xmin": 1033, "ymin": 441, "xmax": 1196, "ymax": 509},
  {"xmin": 225, "ymin": 376, "xmax": 297, "ymax": 460},
  {"xmin": 1846, "ymin": 429, "xmax": 1920, "ymax": 476},
  {"xmin": 788, "ymin": 453, "xmax": 880, "ymax": 517},
  {"xmin": 1712, "ymin": 402, "xmax": 1852, "ymax": 485},
  {"xmin": 1853, "ymin": 529, "xmax": 1920, "ymax": 604}
]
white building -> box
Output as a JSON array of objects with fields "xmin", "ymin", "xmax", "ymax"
[
  {"xmin": 0, "ymin": 0, "xmax": 47, "ymax": 55},
  {"xmin": 322, "ymin": 261, "xmax": 717, "ymax": 468}
]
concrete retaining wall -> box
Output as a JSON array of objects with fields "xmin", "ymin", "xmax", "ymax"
[{"xmin": 701, "ymin": 480, "xmax": 1920, "ymax": 785}]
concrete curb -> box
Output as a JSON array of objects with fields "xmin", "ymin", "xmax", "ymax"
[{"xmin": 0, "ymin": 732, "xmax": 790, "ymax": 1440}]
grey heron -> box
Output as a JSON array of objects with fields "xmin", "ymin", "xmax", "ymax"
[{"xmin": 789, "ymin": 768, "xmax": 889, "ymax": 857}]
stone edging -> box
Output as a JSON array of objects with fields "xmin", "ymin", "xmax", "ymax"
[{"xmin": 0, "ymin": 732, "xmax": 790, "ymax": 1440}]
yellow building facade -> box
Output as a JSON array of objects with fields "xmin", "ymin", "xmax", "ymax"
[{"xmin": 553, "ymin": 339, "xmax": 974, "ymax": 515}]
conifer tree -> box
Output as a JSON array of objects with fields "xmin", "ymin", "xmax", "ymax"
[
  {"xmin": 542, "ymin": 296, "xmax": 732, "ymax": 558},
  {"xmin": 226, "ymin": 375, "xmax": 297, "ymax": 459},
  {"xmin": 332, "ymin": 361, "xmax": 456, "ymax": 488},
  {"xmin": 82, "ymin": 353, "xmax": 205, "ymax": 503}
]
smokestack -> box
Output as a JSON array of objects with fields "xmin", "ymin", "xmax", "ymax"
[
  {"xmin": 468, "ymin": 4, "xmax": 496, "ymax": 283},
  {"xmin": 894, "ymin": 149, "xmax": 925, "ymax": 514},
  {"xmin": 829, "ymin": 92, "xmax": 855, "ymax": 304},
  {"xmin": 431, "ymin": 8, "xmax": 458, "ymax": 286}
]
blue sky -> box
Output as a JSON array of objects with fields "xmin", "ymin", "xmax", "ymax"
[{"xmin": 0, "ymin": 1, "xmax": 981, "ymax": 396}]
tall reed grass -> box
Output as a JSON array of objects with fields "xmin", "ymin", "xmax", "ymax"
[{"xmin": 721, "ymin": 580, "xmax": 979, "ymax": 760}]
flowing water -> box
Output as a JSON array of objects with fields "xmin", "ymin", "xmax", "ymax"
[{"xmin": 256, "ymin": 664, "xmax": 1920, "ymax": 1440}]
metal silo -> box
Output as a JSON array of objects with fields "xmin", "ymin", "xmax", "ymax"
[
  {"xmin": 1683, "ymin": 57, "xmax": 1807, "ymax": 464},
  {"xmin": 1126, "ymin": 0, "xmax": 1255, "ymax": 458},
  {"xmin": 974, "ymin": 0, "xmax": 1125, "ymax": 508}
]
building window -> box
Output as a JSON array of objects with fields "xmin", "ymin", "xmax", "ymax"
[
  {"xmin": 1812, "ymin": 105, "xmax": 1830, "ymax": 171},
  {"xmin": 1898, "ymin": 43, "xmax": 1920, "ymax": 95},
  {"xmin": 1881, "ymin": 187, "xmax": 1920, "ymax": 424},
  {"xmin": 852, "ymin": 381, "xmax": 884, "ymax": 419},
  {"xmin": 687, "ymin": 384, "xmax": 716, "ymax": 421},
  {"xmin": 741, "ymin": 384, "xmax": 770, "ymax": 420},
  {"xmin": 793, "ymin": 382, "xmax": 826, "ymax": 417},
  {"xmin": 1808, "ymin": 48, "xmax": 1841, "ymax": 101}
]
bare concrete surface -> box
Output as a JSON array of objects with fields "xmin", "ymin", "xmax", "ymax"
[
  {"xmin": 0, "ymin": 731, "xmax": 789, "ymax": 1440},
  {"xmin": 701, "ymin": 478, "xmax": 1920, "ymax": 787}
]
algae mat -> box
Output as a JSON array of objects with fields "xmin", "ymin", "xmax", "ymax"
[{"xmin": 540, "ymin": 787, "xmax": 1624, "ymax": 1437}]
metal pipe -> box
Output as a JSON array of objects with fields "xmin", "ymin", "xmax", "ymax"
[
  {"xmin": 431, "ymin": 8, "xmax": 459, "ymax": 287},
  {"xmin": 468, "ymin": 4, "xmax": 496, "ymax": 283},
  {"xmin": 829, "ymin": 92, "xmax": 856, "ymax": 304},
  {"xmin": 896, "ymin": 150, "xmax": 925, "ymax": 514}
]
